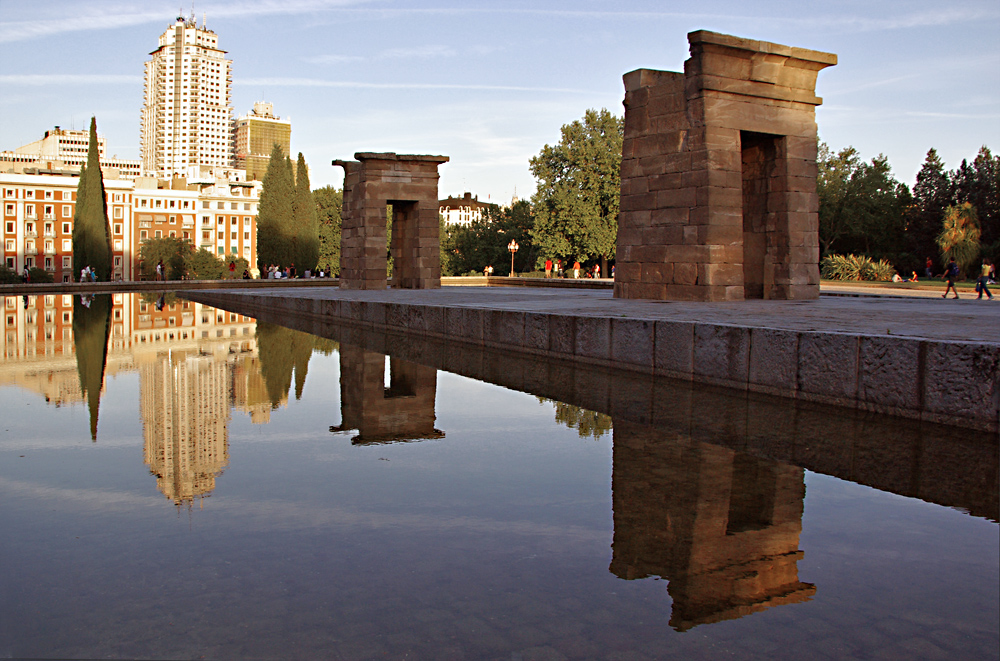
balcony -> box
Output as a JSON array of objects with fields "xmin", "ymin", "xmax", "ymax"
[
  {"xmin": 24, "ymin": 230, "xmax": 37, "ymax": 238},
  {"xmin": 24, "ymin": 245, "xmax": 36, "ymax": 255},
  {"xmin": 44, "ymin": 244, "xmax": 56, "ymax": 255}
]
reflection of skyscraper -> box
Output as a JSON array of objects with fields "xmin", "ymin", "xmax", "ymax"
[
  {"xmin": 141, "ymin": 351, "xmax": 230, "ymax": 505},
  {"xmin": 331, "ymin": 345, "xmax": 443, "ymax": 444},
  {"xmin": 610, "ymin": 421, "xmax": 815, "ymax": 631}
]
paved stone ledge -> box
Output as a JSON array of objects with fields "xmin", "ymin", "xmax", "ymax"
[{"xmin": 184, "ymin": 287, "xmax": 1000, "ymax": 432}]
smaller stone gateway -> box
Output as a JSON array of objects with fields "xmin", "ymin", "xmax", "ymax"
[
  {"xmin": 333, "ymin": 152, "xmax": 449, "ymax": 290},
  {"xmin": 615, "ymin": 31, "xmax": 836, "ymax": 301}
]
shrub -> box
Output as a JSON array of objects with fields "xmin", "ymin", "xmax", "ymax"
[
  {"xmin": 821, "ymin": 254, "xmax": 897, "ymax": 281},
  {"xmin": 28, "ymin": 267, "xmax": 54, "ymax": 283},
  {"xmin": 0, "ymin": 265, "xmax": 20, "ymax": 284}
]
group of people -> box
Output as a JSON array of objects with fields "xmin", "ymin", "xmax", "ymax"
[
  {"xmin": 941, "ymin": 257, "xmax": 994, "ymax": 300},
  {"xmin": 263, "ymin": 264, "xmax": 331, "ymax": 279},
  {"xmin": 543, "ymin": 258, "xmax": 611, "ymax": 279},
  {"xmin": 79, "ymin": 266, "xmax": 98, "ymax": 282}
]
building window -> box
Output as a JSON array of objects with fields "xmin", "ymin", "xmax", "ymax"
[
  {"xmin": 231, "ymin": 216, "xmax": 237, "ymax": 225},
  {"xmin": 62, "ymin": 205, "xmax": 71, "ymax": 217},
  {"xmin": 202, "ymin": 201, "xmax": 209, "ymax": 209},
  {"xmin": 5, "ymin": 222, "xmax": 13, "ymax": 233},
  {"xmin": 169, "ymin": 231, "xmax": 176, "ymax": 238},
  {"xmin": 63, "ymin": 256, "xmax": 71, "ymax": 268},
  {"xmin": 114, "ymin": 224, "xmax": 122, "ymax": 235},
  {"xmin": 113, "ymin": 240, "xmax": 123, "ymax": 251},
  {"xmin": 154, "ymin": 230, "xmax": 162, "ymax": 238},
  {"xmin": 217, "ymin": 202, "xmax": 224, "ymax": 209},
  {"xmin": 62, "ymin": 240, "xmax": 71, "ymax": 251},
  {"xmin": 231, "ymin": 232, "xmax": 237, "ymax": 240},
  {"xmin": 4, "ymin": 204, "xmax": 12, "ymax": 215},
  {"xmin": 113, "ymin": 207, "xmax": 123, "ymax": 219},
  {"xmin": 244, "ymin": 232, "xmax": 250, "ymax": 240},
  {"xmin": 169, "ymin": 215, "xmax": 176, "ymax": 224},
  {"xmin": 141, "ymin": 199, "xmax": 148, "ymax": 208},
  {"xmin": 140, "ymin": 230, "xmax": 148, "ymax": 240},
  {"xmin": 217, "ymin": 231, "xmax": 224, "ymax": 239}
]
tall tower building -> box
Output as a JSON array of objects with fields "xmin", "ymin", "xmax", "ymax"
[
  {"xmin": 141, "ymin": 14, "xmax": 233, "ymax": 178},
  {"xmin": 233, "ymin": 102, "xmax": 292, "ymax": 181}
]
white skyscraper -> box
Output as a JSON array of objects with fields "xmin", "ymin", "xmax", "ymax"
[{"xmin": 141, "ymin": 14, "xmax": 233, "ymax": 178}]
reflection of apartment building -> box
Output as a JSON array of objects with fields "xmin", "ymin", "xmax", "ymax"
[
  {"xmin": 233, "ymin": 102, "xmax": 292, "ymax": 182},
  {"xmin": 0, "ymin": 169, "xmax": 260, "ymax": 279}
]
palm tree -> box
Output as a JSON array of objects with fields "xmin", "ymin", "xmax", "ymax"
[{"xmin": 936, "ymin": 202, "xmax": 981, "ymax": 275}]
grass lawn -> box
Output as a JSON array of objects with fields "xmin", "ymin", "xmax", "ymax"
[{"xmin": 820, "ymin": 278, "xmax": 985, "ymax": 292}]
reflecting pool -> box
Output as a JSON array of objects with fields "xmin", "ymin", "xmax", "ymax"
[{"xmin": 1, "ymin": 292, "xmax": 997, "ymax": 660}]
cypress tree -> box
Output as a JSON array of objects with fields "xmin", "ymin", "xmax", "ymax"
[
  {"xmin": 256, "ymin": 143, "xmax": 295, "ymax": 269},
  {"xmin": 292, "ymin": 152, "xmax": 320, "ymax": 273},
  {"xmin": 71, "ymin": 117, "xmax": 112, "ymax": 280}
]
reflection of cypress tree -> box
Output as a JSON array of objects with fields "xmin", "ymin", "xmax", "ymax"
[
  {"xmin": 255, "ymin": 322, "xmax": 320, "ymax": 406},
  {"xmin": 537, "ymin": 397, "xmax": 613, "ymax": 440},
  {"xmin": 290, "ymin": 331, "xmax": 313, "ymax": 400},
  {"xmin": 73, "ymin": 295, "xmax": 112, "ymax": 440}
]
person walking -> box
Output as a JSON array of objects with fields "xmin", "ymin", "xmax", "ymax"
[
  {"xmin": 942, "ymin": 257, "xmax": 961, "ymax": 299},
  {"xmin": 545, "ymin": 258, "xmax": 552, "ymax": 278},
  {"xmin": 925, "ymin": 256, "xmax": 934, "ymax": 278},
  {"xmin": 977, "ymin": 259, "xmax": 994, "ymax": 300},
  {"xmin": 572, "ymin": 260, "xmax": 580, "ymax": 278}
]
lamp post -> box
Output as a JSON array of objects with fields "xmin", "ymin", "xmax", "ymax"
[{"xmin": 508, "ymin": 239, "xmax": 519, "ymax": 277}]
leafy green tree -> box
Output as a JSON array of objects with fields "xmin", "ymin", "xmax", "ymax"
[
  {"xmin": 0, "ymin": 265, "xmax": 20, "ymax": 284},
  {"xmin": 530, "ymin": 108, "xmax": 622, "ymax": 272},
  {"xmin": 538, "ymin": 397, "xmax": 613, "ymax": 440},
  {"xmin": 817, "ymin": 143, "xmax": 910, "ymax": 257},
  {"xmin": 439, "ymin": 213, "xmax": 457, "ymax": 276},
  {"xmin": 73, "ymin": 294, "xmax": 112, "ymax": 440},
  {"xmin": 449, "ymin": 201, "xmax": 535, "ymax": 275},
  {"xmin": 257, "ymin": 144, "xmax": 295, "ymax": 270},
  {"xmin": 953, "ymin": 146, "xmax": 1000, "ymax": 259},
  {"xmin": 71, "ymin": 117, "xmax": 112, "ymax": 280},
  {"xmin": 937, "ymin": 202, "xmax": 981, "ymax": 275},
  {"xmin": 139, "ymin": 237, "xmax": 193, "ymax": 280},
  {"xmin": 185, "ymin": 248, "xmax": 249, "ymax": 279},
  {"xmin": 292, "ymin": 153, "xmax": 320, "ymax": 273},
  {"xmin": 27, "ymin": 267, "xmax": 54, "ymax": 283},
  {"xmin": 314, "ymin": 185, "xmax": 342, "ymax": 273}
]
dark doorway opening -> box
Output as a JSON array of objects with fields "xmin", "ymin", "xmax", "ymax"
[
  {"xmin": 387, "ymin": 200, "xmax": 418, "ymax": 288},
  {"xmin": 740, "ymin": 132, "xmax": 778, "ymax": 299}
]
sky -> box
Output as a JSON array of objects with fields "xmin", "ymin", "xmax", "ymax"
[{"xmin": 1, "ymin": 0, "xmax": 998, "ymax": 204}]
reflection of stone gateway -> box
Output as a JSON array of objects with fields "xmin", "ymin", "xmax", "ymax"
[
  {"xmin": 615, "ymin": 31, "xmax": 836, "ymax": 301},
  {"xmin": 332, "ymin": 153, "xmax": 449, "ymax": 290},
  {"xmin": 331, "ymin": 344, "xmax": 443, "ymax": 444},
  {"xmin": 610, "ymin": 421, "xmax": 815, "ymax": 631}
]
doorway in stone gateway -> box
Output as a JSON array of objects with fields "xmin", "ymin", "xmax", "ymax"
[
  {"xmin": 387, "ymin": 200, "xmax": 418, "ymax": 288},
  {"xmin": 740, "ymin": 131, "xmax": 780, "ymax": 300}
]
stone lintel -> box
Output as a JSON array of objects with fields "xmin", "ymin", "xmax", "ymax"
[
  {"xmin": 354, "ymin": 152, "xmax": 450, "ymax": 164},
  {"xmin": 688, "ymin": 30, "xmax": 837, "ymax": 68}
]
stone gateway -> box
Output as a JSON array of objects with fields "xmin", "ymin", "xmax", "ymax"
[
  {"xmin": 333, "ymin": 152, "xmax": 449, "ymax": 290},
  {"xmin": 615, "ymin": 31, "xmax": 836, "ymax": 301}
]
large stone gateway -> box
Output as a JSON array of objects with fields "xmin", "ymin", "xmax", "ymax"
[
  {"xmin": 333, "ymin": 152, "xmax": 449, "ymax": 290},
  {"xmin": 615, "ymin": 31, "xmax": 836, "ymax": 301}
]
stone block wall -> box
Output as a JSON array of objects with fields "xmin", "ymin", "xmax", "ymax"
[
  {"xmin": 333, "ymin": 152, "xmax": 449, "ymax": 290},
  {"xmin": 615, "ymin": 31, "xmax": 836, "ymax": 301}
]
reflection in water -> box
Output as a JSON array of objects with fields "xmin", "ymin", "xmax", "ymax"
[
  {"xmin": 538, "ymin": 397, "xmax": 613, "ymax": 440},
  {"xmin": 256, "ymin": 322, "xmax": 337, "ymax": 407},
  {"xmin": 330, "ymin": 344, "xmax": 443, "ymax": 444},
  {"xmin": 610, "ymin": 422, "xmax": 815, "ymax": 631},
  {"xmin": 73, "ymin": 294, "xmax": 112, "ymax": 440}
]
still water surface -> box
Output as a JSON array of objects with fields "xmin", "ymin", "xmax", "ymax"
[{"xmin": 1, "ymin": 293, "xmax": 997, "ymax": 660}]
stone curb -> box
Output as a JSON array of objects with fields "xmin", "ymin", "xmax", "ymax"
[{"xmin": 184, "ymin": 290, "xmax": 1000, "ymax": 433}]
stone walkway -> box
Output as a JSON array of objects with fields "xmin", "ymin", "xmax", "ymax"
[{"xmin": 216, "ymin": 285, "xmax": 999, "ymax": 344}]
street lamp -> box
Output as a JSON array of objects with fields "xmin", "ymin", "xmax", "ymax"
[{"xmin": 508, "ymin": 240, "xmax": 519, "ymax": 277}]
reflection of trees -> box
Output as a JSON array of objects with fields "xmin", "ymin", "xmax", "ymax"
[
  {"xmin": 538, "ymin": 397, "xmax": 613, "ymax": 440},
  {"xmin": 256, "ymin": 322, "xmax": 332, "ymax": 406},
  {"xmin": 73, "ymin": 294, "xmax": 112, "ymax": 440}
]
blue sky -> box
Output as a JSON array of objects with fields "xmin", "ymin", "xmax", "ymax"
[{"xmin": 1, "ymin": 0, "xmax": 998, "ymax": 203}]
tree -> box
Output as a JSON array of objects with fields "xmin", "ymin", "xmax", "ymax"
[
  {"xmin": 955, "ymin": 147, "xmax": 1000, "ymax": 259},
  {"xmin": 71, "ymin": 117, "xmax": 113, "ymax": 280},
  {"xmin": 256, "ymin": 143, "xmax": 295, "ymax": 270},
  {"xmin": 139, "ymin": 237, "xmax": 193, "ymax": 280},
  {"xmin": 314, "ymin": 185, "xmax": 342, "ymax": 274},
  {"xmin": 937, "ymin": 202, "xmax": 981, "ymax": 275},
  {"xmin": 448, "ymin": 201, "xmax": 535, "ymax": 275},
  {"xmin": 530, "ymin": 108, "xmax": 622, "ymax": 271},
  {"xmin": 817, "ymin": 143, "xmax": 910, "ymax": 258},
  {"xmin": 907, "ymin": 149, "xmax": 953, "ymax": 265},
  {"xmin": 292, "ymin": 153, "xmax": 320, "ymax": 273}
]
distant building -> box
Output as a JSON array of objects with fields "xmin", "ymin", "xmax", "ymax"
[
  {"xmin": 233, "ymin": 102, "xmax": 292, "ymax": 181},
  {"xmin": 1, "ymin": 168, "xmax": 261, "ymax": 281},
  {"xmin": 2, "ymin": 126, "xmax": 141, "ymax": 180},
  {"xmin": 439, "ymin": 192, "xmax": 492, "ymax": 225},
  {"xmin": 141, "ymin": 14, "xmax": 233, "ymax": 178}
]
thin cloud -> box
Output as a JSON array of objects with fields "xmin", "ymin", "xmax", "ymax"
[
  {"xmin": 304, "ymin": 44, "xmax": 455, "ymax": 65},
  {"xmin": 0, "ymin": 74, "xmax": 143, "ymax": 86},
  {"xmin": 238, "ymin": 77, "xmax": 591, "ymax": 93}
]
